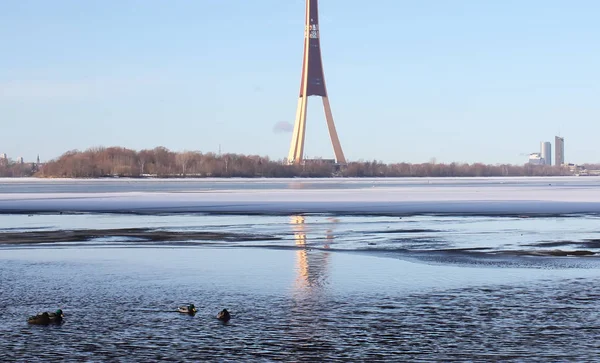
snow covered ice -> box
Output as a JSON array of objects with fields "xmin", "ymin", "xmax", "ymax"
[{"xmin": 1, "ymin": 177, "xmax": 599, "ymax": 215}]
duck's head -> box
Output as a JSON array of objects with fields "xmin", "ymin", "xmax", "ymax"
[
  {"xmin": 189, "ymin": 304, "xmax": 196, "ymax": 312},
  {"xmin": 56, "ymin": 309, "xmax": 64, "ymax": 317}
]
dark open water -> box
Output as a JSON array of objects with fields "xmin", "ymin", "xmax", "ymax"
[
  {"xmin": 2, "ymin": 178, "xmax": 600, "ymax": 361},
  {"xmin": 2, "ymin": 248, "xmax": 600, "ymax": 362}
]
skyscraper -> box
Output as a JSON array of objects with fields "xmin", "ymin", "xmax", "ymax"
[
  {"xmin": 287, "ymin": 0, "xmax": 346, "ymax": 165},
  {"xmin": 555, "ymin": 136, "xmax": 565, "ymax": 166},
  {"xmin": 540, "ymin": 141, "xmax": 552, "ymax": 166},
  {"xmin": 528, "ymin": 153, "xmax": 544, "ymax": 165}
]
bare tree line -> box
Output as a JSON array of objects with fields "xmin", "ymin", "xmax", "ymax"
[
  {"xmin": 21, "ymin": 146, "xmax": 581, "ymax": 178},
  {"xmin": 0, "ymin": 162, "xmax": 36, "ymax": 177}
]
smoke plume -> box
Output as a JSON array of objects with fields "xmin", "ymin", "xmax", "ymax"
[{"xmin": 273, "ymin": 121, "xmax": 294, "ymax": 134}]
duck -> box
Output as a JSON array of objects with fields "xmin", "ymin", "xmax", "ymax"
[
  {"xmin": 217, "ymin": 308, "xmax": 231, "ymax": 322},
  {"xmin": 28, "ymin": 312, "xmax": 50, "ymax": 325},
  {"xmin": 178, "ymin": 304, "xmax": 197, "ymax": 315},
  {"xmin": 28, "ymin": 309, "xmax": 63, "ymax": 325},
  {"xmin": 48, "ymin": 309, "xmax": 64, "ymax": 321}
]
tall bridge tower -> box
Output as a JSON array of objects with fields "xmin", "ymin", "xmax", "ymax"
[{"xmin": 287, "ymin": 0, "xmax": 346, "ymax": 165}]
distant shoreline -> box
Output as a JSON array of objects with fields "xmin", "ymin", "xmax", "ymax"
[
  {"xmin": 2, "ymin": 146, "xmax": 597, "ymax": 178},
  {"xmin": 1, "ymin": 173, "xmax": 598, "ymax": 179},
  {"xmin": 1, "ymin": 174, "xmax": 599, "ymax": 180},
  {"xmin": 0, "ymin": 174, "xmax": 594, "ymax": 179}
]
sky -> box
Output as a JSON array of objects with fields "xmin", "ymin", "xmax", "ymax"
[{"xmin": 1, "ymin": 0, "xmax": 599, "ymax": 165}]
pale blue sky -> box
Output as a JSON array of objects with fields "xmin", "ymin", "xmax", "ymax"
[{"xmin": 1, "ymin": 0, "xmax": 599, "ymax": 164}]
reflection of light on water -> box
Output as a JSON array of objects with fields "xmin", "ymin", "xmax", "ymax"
[
  {"xmin": 290, "ymin": 215, "xmax": 338, "ymax": 294},
  {"xmin": 291, "ymin": 215, "xmax": 309, "ymax": 291},
  {"xmin": 325, "ymin": 217, "xmax": 339, "ymax": 249},
  {"xmin": 291, "ymin": 215, "xmax": 306, "ymax": 246}
]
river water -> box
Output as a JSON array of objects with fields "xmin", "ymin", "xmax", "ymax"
[{"xmin": 1, "ymin": 177, "xmax": 600, "ymax": 362}]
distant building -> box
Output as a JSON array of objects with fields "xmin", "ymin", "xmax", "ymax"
[
  {"xmin": 540, "ymin": 141, "xmax": 552, "ymax": 166},
  {"xmin": 304, "ymin": 158, "xmax": 336, "ymax": 165},
  {"xmin": 528, "ymin": 153, "xmax": 544, "ymax": 165},
  {"xmin": 0, "ymin": 153, "xmax": 7, "ymax": 166},
  {"xmin": 17, "ymin": 157, "xmax": 24, "ymax": 164},
  {"xmin": 555, "ymin": 136, "xmax": 564, "ymax": 166}
]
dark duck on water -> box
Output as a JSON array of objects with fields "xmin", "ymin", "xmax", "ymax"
[
  {"xmin": 217, "ymin": 309, "xmax": 230, "ymax": 322},
  {"xmin": 28, "ymin": 309, "xmax": 64, "ymax": 325},
  {"xmin": 178, "ymin": 304, "xmax": 197, "ymax": 315}
]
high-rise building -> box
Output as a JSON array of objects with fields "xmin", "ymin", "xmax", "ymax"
[
  {"xmin": 555, "ymin": 136, "xmax": 564, "ymax": 166},
  {"xmin": 528, "ymin": 153, "xmax": 544, "ymax": 165},
  {"xmin": 287, "ymin": 0, "xmax": 346, "ymax": 165},
  {"xmin": 540, "ymin": 141, "xmax": 552, "ymax": 166}
]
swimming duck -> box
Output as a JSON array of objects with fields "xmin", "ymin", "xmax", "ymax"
[
  {"xmin": 178, "ymin": 304, "xmax": 197, "ymax": 315},
  {"xmin": 28, "ymin": 312, "xmax": 50, "ymax": 325},
  {"xmin": 48, "ymin": 309, "xmax": 64, "ymax": 322},
  {"xmin": 217, "ymin": 309, "xmax": 230, "ymax": 322},
  {"xmin": 28, "ymin": 309, "xmax": 63, "ymax": 325}
]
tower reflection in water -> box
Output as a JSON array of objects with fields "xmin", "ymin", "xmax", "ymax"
[
  {"xmin": 290, "ymin": 215, "xmax": 339, "ymax": 293},
  {"xmin": 287, "ymin": 216, "xmax": 340, "ymax": 345}
]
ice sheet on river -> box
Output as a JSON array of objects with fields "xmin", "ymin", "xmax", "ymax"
[{"xmin": 1, "ymin": 184, "xmax": 600, "ymax": 215}]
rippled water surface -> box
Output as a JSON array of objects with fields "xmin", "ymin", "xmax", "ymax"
[
  {"xmin": 3, "ymin": 248, "xmax": 600, "ymax": 362},
  {"xmin": 2, "ymin": 178, "xmax": 600, "ymax": 361}
]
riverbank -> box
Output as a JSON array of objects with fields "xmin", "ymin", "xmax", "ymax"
[{"xmin": 17, "ymin": 146, "xmax": 582, "ymax": 178}]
